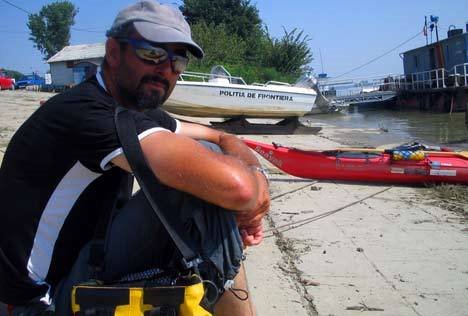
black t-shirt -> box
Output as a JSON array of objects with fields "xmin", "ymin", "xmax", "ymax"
[{"xmin": 0, "ymin": 75, "xmax": 179, "ymax": 304}]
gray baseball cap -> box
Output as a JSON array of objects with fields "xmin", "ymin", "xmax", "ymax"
[{"xmin": 106, "ymin": 1, "xmax": 203, "ymax": 58}]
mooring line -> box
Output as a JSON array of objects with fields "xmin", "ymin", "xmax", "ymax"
[
  {"xmin": 265, "ymin": 186, "xmax": 393, "ymax": 238},
  {"xmin": 271, "ymin": 181, "xmax": 319, "ymax": 201}
]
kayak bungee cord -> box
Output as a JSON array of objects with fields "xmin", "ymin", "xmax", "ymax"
[{"xmin": 263, "ymin": 186, "xmax": 393, "ymax": 238}]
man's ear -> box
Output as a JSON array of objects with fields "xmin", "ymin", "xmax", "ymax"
[{"xmin": 105, "ymin": 38, "xmax": 121, "ymax": 68}]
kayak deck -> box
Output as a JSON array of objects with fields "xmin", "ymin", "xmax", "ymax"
[{"xmin": 244, "ymin": 139, "xmax": 468, "ymax": 185}]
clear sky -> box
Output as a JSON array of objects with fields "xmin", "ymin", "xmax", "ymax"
[{"xmin": 0, "ymin": 0, "xmax": 466, "ymax": 80}]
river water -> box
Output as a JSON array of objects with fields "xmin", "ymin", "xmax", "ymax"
[{"xmin": 303, "ymin": 109, "xmax": 468, "ymax": 151}]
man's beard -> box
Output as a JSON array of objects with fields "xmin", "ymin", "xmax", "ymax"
[
  {"xmin": 118, "ymin": 74, "xmax": 170, "ymax": 112},
  {"xmin": 135, "ymin": 88, "xmax": 165, "ymax": 111}
]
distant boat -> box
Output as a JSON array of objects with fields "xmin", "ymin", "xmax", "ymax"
[{"xmin": 163, "ymin": 66, "xmax": 338, "ymax": 118}]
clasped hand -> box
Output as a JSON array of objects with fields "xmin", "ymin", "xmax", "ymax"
[{"xmin": 237, "ymin": 172, "xmax": 270, "ymax": 247}]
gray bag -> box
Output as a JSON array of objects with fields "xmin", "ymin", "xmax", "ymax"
[{"xmin": 114, "ymin": 107, "xmax": 244, "ymax": 304}]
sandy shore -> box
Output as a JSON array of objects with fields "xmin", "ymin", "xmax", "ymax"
[{"xmin": 1, "ymin": 90, "xmax": 467, "ymax": 315}]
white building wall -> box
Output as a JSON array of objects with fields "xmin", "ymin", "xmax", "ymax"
[
  {"xmin": 49, "ymin": 63, "xmax": 74, "ymax": 86},
  {"xmin": 49, "ymin": 57, "xmax": 104, "ymax": 86}
]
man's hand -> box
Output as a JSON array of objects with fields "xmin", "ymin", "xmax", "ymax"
[
  {"xmin": 240, "ymin": 223, "xmax": 264, "ymax": 246},
  {"xmin": 236, "ymin": 170, "xmax": 270, "ymax": 246},
  {"xmin": 174, "ymin": 124, "xmax": 271, "ymax": 246}
]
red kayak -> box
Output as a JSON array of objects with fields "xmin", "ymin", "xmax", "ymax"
[{"xmin": 244, "ymin": 139, "xmax": 468, "ymax": 184}]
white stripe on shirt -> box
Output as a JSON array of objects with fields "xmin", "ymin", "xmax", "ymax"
[{"xmin": 27, "ymin": 161, "xmax": 100, "ymax": 282}]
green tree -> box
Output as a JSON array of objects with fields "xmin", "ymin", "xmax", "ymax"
[
  {"xmin": 180, "ymin": 0, "xmax": 262, "ymax": 42},
  {"xmin": 2, "ymin": 69, "xmax": 24, "ymax": 81},
  {"xmin": 181, "ymin": 0, "xmax": 313, "ymax": 83},
  {"xmin": 27, "ymin": 1, "xmax": 78, "ymax": 60},
  {"xmin": 264, "ymin": 28, "xmax": 313, "ymax": 75},
  {"xmin": 189, "ymin": 22, "xmax": 247, "ymax": 67}
]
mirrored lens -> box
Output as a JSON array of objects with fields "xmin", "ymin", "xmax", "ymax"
[
  {"xmin": 120, "ymin": 38, "xmax": 189, "ymax": 74},
  {"xmin": 134, "ymin": 47, "xmax": 168, "ymax": 64},
  {"xmin": 172, "ymin": 55, "xmax": 189, "ymax": 73}
]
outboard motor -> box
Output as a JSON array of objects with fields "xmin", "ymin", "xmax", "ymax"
[{"xmin": 294, "ymin": 75, "xmax": 339, "ymax": 113}]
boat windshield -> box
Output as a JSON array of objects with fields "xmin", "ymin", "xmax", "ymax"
[
  {"xmin": 209, "ymin": 65, "xmax": 246, "ymax": 85},
  {"xmin": 210, "ymin": 65, "xmax": 231, "ymax": 78}
]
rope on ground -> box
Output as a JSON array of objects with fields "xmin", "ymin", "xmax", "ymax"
[
  {"xmin": 271, "ymin": 181, "xmax": 318, "ymax": 201},
  {"xmin": 265, "ymin": 186, "xmax": 393, "ymax": 238}
]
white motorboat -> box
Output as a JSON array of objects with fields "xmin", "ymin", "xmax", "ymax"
[{"xmin": 163, "ymin": 66, "xmax": 328, "ymax": 118}]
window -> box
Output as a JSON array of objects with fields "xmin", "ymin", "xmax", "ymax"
[
  {"xmin": 73, "ymin": 62, "xmax": 97, "ymax": 84},
  {"xmin": 413, "ymin": 55, "xmax": 418, "ymax": 69}
]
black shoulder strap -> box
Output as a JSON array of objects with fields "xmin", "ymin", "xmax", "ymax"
[{"xmin": 114, "ymin": 107, "xmax": 202, "ymax": 270}]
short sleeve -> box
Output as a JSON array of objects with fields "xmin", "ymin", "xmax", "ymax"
[
  {"xmin": 75, "ymin": 103, "xmax": 175, "ymax": 172},
  {"xmin": 144, "ymin": 108, "xmax": 180, "ymax": 133}
]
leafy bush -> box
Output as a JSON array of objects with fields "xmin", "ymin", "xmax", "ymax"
[
  {"xmin": 190, "ymin": 22, "xmax": 247, "ymax": 67},
  {"xmin": 224, "ymin": 64, "xmax": 299, "ymax": 84},
  {"xmin": 264, "ymin": 28, "xmax": 313, "ymax": 75},
  {"xmin": 180, "ymin": 0, "xmax": 262, "ymax": 42}
]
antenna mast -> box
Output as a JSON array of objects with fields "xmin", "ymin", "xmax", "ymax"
[{"xmin": 319, "ymin": 48, "xmax": 324, "ymax": 74}]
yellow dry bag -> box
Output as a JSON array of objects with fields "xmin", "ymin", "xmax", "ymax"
[{"xmin": 71, "ymin": 274, "xmax": 211, "ymax": 316}]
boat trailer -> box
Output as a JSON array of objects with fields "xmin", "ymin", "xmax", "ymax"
[{"xmin": 208, "ymin": 117, "xmax": 321, "ymax": 135}]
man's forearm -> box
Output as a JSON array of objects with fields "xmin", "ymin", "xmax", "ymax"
[
  {"xmin": 179, "ymin": 123, "xmax": 261, "ymax": 168},
  {"xmin": 219, "ymin": 133, "xmax": 261, "ymax": 168},
  {"xmin": 219, "ymin": 133, "xmax": 270, "ymax": 245}
]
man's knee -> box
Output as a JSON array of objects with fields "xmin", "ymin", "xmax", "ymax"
[{"xmin": 199, "ymin": 140, "xmax": 222, "ymax": 153}]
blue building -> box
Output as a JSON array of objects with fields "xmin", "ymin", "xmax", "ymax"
[{"xmin": 402, "ymin": 24, "xmax": 468, "ymax": 76}]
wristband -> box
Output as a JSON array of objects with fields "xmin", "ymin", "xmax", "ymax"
[{"xmin": 251, "ymin": 166, "xmax": 269, "ymax": 183}]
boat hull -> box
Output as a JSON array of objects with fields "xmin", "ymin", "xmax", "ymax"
[
  {"xmin": 244, "ymin": 139, "xmax": 468, "ymax": 184},
  {"xmin": 163, "ymin": 81, "xmax": 317, "ymax": 118}
]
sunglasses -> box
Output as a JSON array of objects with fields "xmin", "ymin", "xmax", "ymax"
[{"xmin": 117, "ymin": 38, "xmax": 189, "ymax": 74}]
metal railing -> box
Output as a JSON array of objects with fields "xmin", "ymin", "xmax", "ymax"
[
  {"xmin": 318, "ymin": 63, "xmax": 468, "ymax": 96},
  {"xmin": 453, "ymin": 63, "xmax": 468, "ymax": 87},
  {"xmin": 178, "ymin": 71, "xmax": 247, "ymax": 85},
  {"xmin": 179, "ymin": 72, "xmax": 302, "ymax": 88},
  {"xmin": 318, "ymin": 75, "xmax": 401, "ymax": 97},
  {"xmin": 381, "ymin": 63, "xmax": 468, "ymax": 91},
  {"xmin": 178, "ymin": 63, "xmax": 468, "ymax": 95},
  {"xmin": 250, "ymin": 80, "xmax": 292, "ymax": 87}
]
